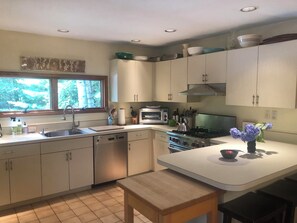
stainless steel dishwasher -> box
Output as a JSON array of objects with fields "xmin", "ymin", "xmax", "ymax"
[{"xmin": 94, "ymin": 132, "xmax": 128, "ymax": 184}]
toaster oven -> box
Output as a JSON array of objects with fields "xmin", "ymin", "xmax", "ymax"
[{"xmin": 139, "ymin": 107, "xmax": 168, "ymax": 124}]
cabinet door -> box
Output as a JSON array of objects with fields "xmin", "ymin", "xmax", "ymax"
[
  {"xmin": 153, "ymin": 139, "xmax": 169, "ymax": 171},
  {"xmin": 69, "ymin": 147, "xmax": 93, "ymax": 190},
  {"xmin": 0, "ymin": 159, "xmax": 10, "ymax": 206},
  {"xmin": 128, "ymin": 139, "xmax": 151, "ymax": 176},
  {"xmin": 171, "ymin": 58, "xmax": 188, "ymax": 102},
  {"xmin": 257, "ymin": 40, "xmax": 297, "ymax": 108},
  {"xmin": 188, "ymin": 54, "xmax": 205, "ymax": 84},
  {"xmin": 136, "ymin": 62, "xmax": 153, "ymax": 102},
  {"xmin": 226, "ymin": 47, "xmax": 258, "ymax": 106},
  {"xmin": 10, "ymin": 155, "xmax": 41, "ymax": 203},
  {"xmin": 205, "ymin": 51, "xmax": 227, "ymax": 83},
  {"xmin": 154, "ymin": 61, "xmax": 171, "ymax": 101},
  {"xmin": 118, "ymin": 60, "xmax": 137, "ymax": 102},
  {"xmin": 41, "ymin": 152, "xmax": 69, "ymax": 196}
]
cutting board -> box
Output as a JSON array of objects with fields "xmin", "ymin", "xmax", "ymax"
[{"xmin": 89, "ymin": 125, "xmax": 124, "ymax": 132}]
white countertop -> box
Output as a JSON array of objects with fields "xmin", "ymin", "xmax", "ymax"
[
  {"xmin": 158, "ymin": 136, "xmax": 297, "ymax": 191},
  {"xmin": 0, "ymin": 124, "xmax": 175, "ymax": 146}
]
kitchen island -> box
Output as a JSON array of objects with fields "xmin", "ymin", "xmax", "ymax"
[{"xmin": 158, "ymin": 136, "xmax": 297, "ymax": 222}]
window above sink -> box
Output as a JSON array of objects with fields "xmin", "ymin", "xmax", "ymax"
[{"xmin": 0, "ymin": 71, "xmax": 108, "ymax": 117}]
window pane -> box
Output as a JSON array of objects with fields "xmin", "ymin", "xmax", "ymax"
[
  {"xmin": 58, "ymin": 79, "xmax": 102, "ymax": 109},
  {"xmin": 0, "ymin": 77, "xmax": 50, "ymax": 112}
]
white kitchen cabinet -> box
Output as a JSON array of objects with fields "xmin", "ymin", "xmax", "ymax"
[
  {"xmin": 154, "ymin": 58, "xmax": 187, "ymax": 102},
  {"xmin": 226, "ymin": 46, "xmax": 258, "ymax": 106},
  {"xmin": 41, "ymin": 137, "xmax": 93, "ymax": 196},
  {"xmin": 128, "ymin": 130, "xmax": 152, "ymax": 176},
  {"xmin": 226, "ymin": 40, "xmax": 297, "ymax": 108},
  {"xmin": 152, "ymin": 131, "xmax": 169, "ymax": 171},
  {"xmin": 171, "ymin": 58, "xmax": 188, "ymax": 102},
  {"xmin": 0, "ymin": 143, "xmax": 41, "ymax": 206},
  {"xmin": 257, "ymin": 40, "xmax": 297, "ymax": 108},
  {"xmin": 10, "ymin": 155, "xmax": 41, "ymax": 203},
  {"xmin": 154, "ymin": 60, "xmax": 171, "ymax": 101},
  {"xmin": 188, "ymin": 51, "xmax": 227, "ymax": 84},
  {"xmin": 0, "ymin": 159, "xmax": 10, "ymax": 206},
  {"xmin": 110, "ymin": 59, "xmax": 153, "ymax": 102}
]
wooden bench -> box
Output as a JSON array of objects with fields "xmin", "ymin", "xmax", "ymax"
[{"xmin": 117, "ymin": 169, "xmax": 222, "ymax": 223}]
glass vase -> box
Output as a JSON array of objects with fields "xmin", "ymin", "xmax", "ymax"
[{"xmin": 247, "ymin": 140, "xmax": 256, "ymax": 153}]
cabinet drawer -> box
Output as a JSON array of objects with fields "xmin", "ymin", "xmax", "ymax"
[
  {"xmin": 154, "ymin": 131, "xmax": 168, "ymax": 143},
  {"xmin": 41, "ymin": 137, "xmax": 93, "ymax": 154},
  {"xmin": 0, "ymin": 143, "xmax": 40, "ymax": 159},
  {"xmin": 128, "ymin": 130, "xmax": 150, "ymax": 141}
]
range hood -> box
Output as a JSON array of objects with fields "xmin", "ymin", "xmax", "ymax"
[{"xmin": 179, "ymin": 83, "xmax": 226, "ymax": 96}]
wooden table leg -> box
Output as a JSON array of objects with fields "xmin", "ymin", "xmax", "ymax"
[
  {"xmin": 124, "ymin": 191, "xmax": 134, "ymax": 223},
  {"xmin": 206, "ymin": 197, "xmax": 218, "ymax": 223}
]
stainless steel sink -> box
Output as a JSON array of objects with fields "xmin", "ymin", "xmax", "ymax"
[{"xmin": 42, "ymin": 129, "xmax": 86, "ymax": 137}]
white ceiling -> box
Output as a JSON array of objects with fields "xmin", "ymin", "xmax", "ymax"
[{"xmin": 0, "ymin": 0, "xmax": 297, "ymax": 46}]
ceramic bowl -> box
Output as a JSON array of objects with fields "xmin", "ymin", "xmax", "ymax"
[
  {"xmin": 220, "ymin": 149, "xmax": 239, "ymax": 159},
  {"xmin": 237, "ymin": 34, "xmax": 262, "ymax": 48},
  {"xmin": 187, "ymin": 47, "xmax": 204, "ymax": 55}
]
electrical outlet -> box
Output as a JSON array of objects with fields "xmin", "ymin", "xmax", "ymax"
[
  {"xmin": 272, "ymin": 110, "xmax": 277, "ymax": 120},
  {"xmin": 264, "ymin": 110, "xmax": 271, "ymax": 119}
]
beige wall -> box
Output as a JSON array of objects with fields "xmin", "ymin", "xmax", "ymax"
[{"xmin": 0, "ymin": 30, "xmax": 159, "ymax": 127}]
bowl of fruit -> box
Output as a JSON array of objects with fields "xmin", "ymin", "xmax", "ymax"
[{"xmin": 220, "ymin": 149, "xmax": 239, "ymax": 159}]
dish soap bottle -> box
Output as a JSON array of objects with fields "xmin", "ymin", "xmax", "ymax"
[
  {"xmin": 10, "ymin": 117, "xmax": 17, "ymax": 135},
  {"xmin": 17, "ymin": 119, "xmax": 22, "ymax": 135}
]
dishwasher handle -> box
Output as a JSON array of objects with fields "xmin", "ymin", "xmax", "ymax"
[{"xmin": 95, "ymin": 133, "xmax": 127, "ymax": 145}]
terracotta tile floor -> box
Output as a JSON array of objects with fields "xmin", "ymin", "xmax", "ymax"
[{"xmin": 0, "ymin": 183, "xmax": 151, "ymax": 223}]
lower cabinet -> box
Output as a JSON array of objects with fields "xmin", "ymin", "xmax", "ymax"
[
  {"xmin": 128, "ymin": 130, "xmax": 152, "ymax": 176},
  {"xmin": 0, "ymin": 143, "xmax": 41, "ymax": 206},
  {"xmin": 41, "ymin": 137, "xmax": 93, "ymax": 196},
  {"xmin": 153, "ymin": 131, "xmax": 169, "ymax": 171}
]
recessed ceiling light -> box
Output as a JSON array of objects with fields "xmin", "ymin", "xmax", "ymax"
[
  {"xmin": 240, "ymin": 6, "xmax": 257, "ymax": 12},
  {"xmin": 57, "ymin": 29, "xmax": 69, "ymax": 33},
  {"xmin": 131, "ymin": 39, "xmax": 141, "ymax": 43},
  {"xmin": 165, "ymin": 29, "xmax": 177, "ymax": 33}
]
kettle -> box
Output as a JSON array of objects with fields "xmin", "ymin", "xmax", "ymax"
[{"xmin": 177, "ymin": 118, "xmax": 190, "ymax": 132}]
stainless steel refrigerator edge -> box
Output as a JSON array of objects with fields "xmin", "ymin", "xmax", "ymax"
[{"xmin": 93, "ymin": 133, "xmax": 128, "ymax": 184}]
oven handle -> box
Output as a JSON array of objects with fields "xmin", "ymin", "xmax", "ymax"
[{"xmin": 168, "ymin": 145, "xmax": 185, "ymax": 153}]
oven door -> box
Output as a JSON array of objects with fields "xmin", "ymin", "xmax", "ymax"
[{"xmin": 168, "ymin": 144, "xmax": 189, "ymax": 153}]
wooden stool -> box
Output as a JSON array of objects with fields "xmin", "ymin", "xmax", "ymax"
[
  {"xmin": 285, "ymin": 172, "xmax": 297, "ymax": 182},
  {"xmin": 117, "ymin": 170, "xmax": 222, "ymax": 223},
  {"xmin": 218, "ymin": 192, "xmax": 286, "ymax": 223},
  {"xmin": 258, "ymin": 180, "xmax": 297, "ymax": 223}
]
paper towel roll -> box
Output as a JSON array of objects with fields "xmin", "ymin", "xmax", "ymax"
[{"xmin": 118, "ymin": 108, "xmax": 126, "ymax": 125}]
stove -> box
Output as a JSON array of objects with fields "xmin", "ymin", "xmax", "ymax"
[{"xmin": 167, "ymin": 113, "xmax": 236, "ymax": 153}]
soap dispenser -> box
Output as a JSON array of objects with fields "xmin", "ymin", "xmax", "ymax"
[{"xmin": 0, "ymin": 123, "xmax": 2, "ymax": 137}]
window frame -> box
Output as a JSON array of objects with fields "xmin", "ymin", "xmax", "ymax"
[{"xmin": 0, "ymin": 71, "xmax": 108, "ymax": 117}]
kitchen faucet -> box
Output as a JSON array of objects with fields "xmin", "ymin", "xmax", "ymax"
[{"xmin": 63, "ymin": 105, "xmax": 80, "ymax": 129}]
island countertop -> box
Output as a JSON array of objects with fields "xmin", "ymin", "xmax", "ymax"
[{"xmin": 158, "ymin": 136, "xmax": 297, "ymax": 191}]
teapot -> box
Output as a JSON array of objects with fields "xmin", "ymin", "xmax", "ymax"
[{"xmin": 177, "ymin": 118, "xmax": 190, "ymax": 132}]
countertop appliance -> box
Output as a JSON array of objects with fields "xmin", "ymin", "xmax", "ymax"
[
  {"xmin": 94, "ymin": 132, "xmax": 127, "ymax": 184},
  {"xmin": 139, "ymin": 107, "xmax": 168, "ymax": 124},
  {"xmin": 167, "ymin": 113, "xmax": 236, "ymax": 153}
]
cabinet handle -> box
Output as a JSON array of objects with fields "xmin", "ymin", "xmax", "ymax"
[
  {"xmin": 256, "ymin": 95, "xmax": 259, "ymax": 105},
  {"xmin": 202, "ymin": 74, "xmax": 205, "ymax": 82},
  {"xmin": 137, "ymin": 94, "xmax": 139, "ymax": 102},
  {"xmin": 69, "ymin": 152, "xmax": 72, "ymax": 161},
  {"xmin": 66, "ymin": 153, "xmax": 69, "ymax": 161},
  {"xmin": 128, "ymin": 144, "xmax": 131, "ymax": 151},
  {"xmin": 9, "ymin": 161, "xmax": 12, "ymax": 171},
  {"xmin": 204, "ymin": 74, "xmax": 208, "ymax": 82},
  {"xmin": 252, "ymin": 95, "xmax": 255, "ymax": 105}
]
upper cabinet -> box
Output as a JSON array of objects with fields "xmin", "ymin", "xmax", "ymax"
[
  {"xmin": 188, "ymin": 51, "xmax": 227, "ymax": 84},
  {"xmin": 226, "ymin": 47, "xmax": 258, "ymax": 106},
  {"xmin": 110, "ymin": 59, "xmax": 153, "ymax": 102},
  {"xmin": 154, "ymin": 58, "xmax": 187, "ymax": 103},
  {"xmin": 257, "ymin": 40, "xmax": 297, "ymax": 108},
  {"xmin": 226, "ymin": 40, "xmax": 297, "ymax": 108}
]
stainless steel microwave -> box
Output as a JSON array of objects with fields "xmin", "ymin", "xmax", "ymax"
[{"xmin": 139, "ymin": 107, "xmax": 168, "ymax": 124}]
